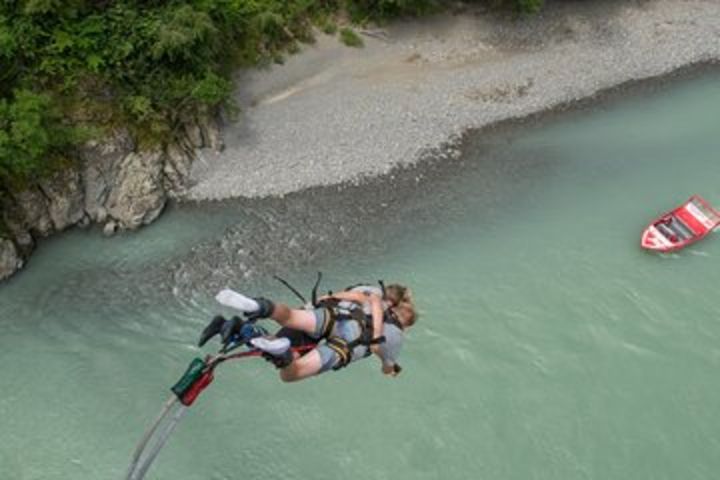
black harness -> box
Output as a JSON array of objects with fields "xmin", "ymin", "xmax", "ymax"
[
  {"xmin": 273, "ymin": 275, "xmax": 400, "ymax": 370},
  {"xmin": 317, "ymin": 297, "xmax": 403, "ymax": 370}
]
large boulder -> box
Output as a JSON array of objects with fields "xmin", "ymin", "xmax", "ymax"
[
  {"xmin": 0, "ymin": 194, "xmax": 35, "ymax": 258},
  {"xmin": 39, "ymin": 168, "xmax": 85, "ymax": 231},
  {"xmin": 10, "ymin": 188, "xmax": 53, "ymax": 237},
  {"xmin": 163, "ymin": 140, "xmax": 195, "ymax": 195},
  {"xmin": 182, "ymin": 114, "xmax": 224, "ymax": 152},
  {"xmin": 202, "ymin": 117, "xmax": 224, "ymax": 153},
  {"xmin": 203, "ymin": 116, "xmax": 224, "ymax": 153},
  {"xmin": 82, "ymin": 129, "xmax": 136, "ymax": 223},
  {"xmin": 184, "ymin": 119, "xmax": 205, "ymax": 149},
  {"xmin": 105, "ymin": 150, "xmax": 167, "ymax": 229},
  {"xmin": 0, "ymin": 117, "xmax": 213, "ymax": 281},
  {"xmin": 0, "ymin": 238, "xmax": 23, "ymax": 281}
]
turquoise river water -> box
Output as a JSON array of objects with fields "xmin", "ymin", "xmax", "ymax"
[{"xmin": 1, "ymin": 72, "xmax": 720, "ymax": 480}]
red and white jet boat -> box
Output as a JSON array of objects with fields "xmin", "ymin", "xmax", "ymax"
[{"xmin": 641, "ymin": 195, "xmax": 720, "ymax": 252}]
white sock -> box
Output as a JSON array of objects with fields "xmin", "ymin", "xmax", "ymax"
[
  {"xmin": 250, "ymin": 337, "xmax": 290, "ymax": 356},
  {"xmin": 215, "ymin": 289, "xmax": 260, "ymax": 313}
]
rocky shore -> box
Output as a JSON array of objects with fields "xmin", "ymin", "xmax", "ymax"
[
  {"xmin": 0, "ymin": 118, "xmax": 223, "ymax": 281},
  {"xmin": 2, "ymin": 0, "xmax": 719, "ymax": 281},
  {"xmin": 188, "ymin": 0, "xmax": 720, "ymax": 199}
]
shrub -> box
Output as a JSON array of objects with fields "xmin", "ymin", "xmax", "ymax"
[
  {"xmin": 318, "ymin": 17, "xmax": 339, "ymax": 35},
  {"xmin": 340, "ymin": 27, "xmax": 364, "ymax": 47},
  {"xmin": 0, "ymin": 90, "xmax": 84, "ymax": 183},
  {"xmin": 514, "ymin": 0, "xmax": 544, "ymax": 14},
  {"xmin": 0, "ymin": 0, "xmax": 546, "ymax": 189},
  {"xmin": 345, "ymin": 0, "xmax": 439, "ymax": 22}
]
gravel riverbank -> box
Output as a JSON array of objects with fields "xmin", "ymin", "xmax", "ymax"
[{"xmin": 187, "ymin": 0, "xmax": 720, "ymax": 200}]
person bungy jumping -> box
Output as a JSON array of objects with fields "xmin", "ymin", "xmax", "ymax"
[{"xmin": 199, "ymin": 284, "xmax": 417, "ymax": 382}]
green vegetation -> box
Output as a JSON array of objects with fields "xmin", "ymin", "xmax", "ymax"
[
  {"xmin": 318, "ymin": 16, "xmax": 339, "ymax": 35},
  {"xmin": 346, "ymin": 0, "xmax": 439, "ymax": 22},
  {"xmin": 510, "ymin": 0, "xmax": 543, "ymax": 14},
  {"xmin": 0, "ymin": 0, "xmax": 542, "ymax": 190},
  {"xmin": 0, "ymin": 0, "xmax": 322, "ymax": 187},
  {"xmin": 339, "ymin": 27, "xmax": 364, "ymax": 48},
  {"xmin": 0, "ymin": 89, "xmax": 91, "ymax": 182}
]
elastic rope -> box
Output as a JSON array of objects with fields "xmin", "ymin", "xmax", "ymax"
[
  {"xmin": 273, "ymin": 275, "xmax": 307, "ymax": 305},
  {"xmin": 125, "ymin": 396, "xmax": 179, "ymax": 479},
  {"xmin": 126, "ymin": 344, "xmax": 317, "ymax": 480},
  {"xmin": 127, "ymin": 403, "xmax": 188, "ymax": 480}
]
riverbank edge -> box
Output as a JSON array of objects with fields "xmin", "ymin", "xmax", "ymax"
[
  {"xmin": 420, "ymin": 59, "xmax": 720, "ymax": 169},
  {"xmin": 461, "ymin": 60, "xmax": 720, "ymax": 140},
  {"xmin": 2, "ymin": 1, "xmax": 720, "ymax": 282},
  {"xmin": 0, "ymin": 116, "xmax": 224, "ymax": 281},
  {"xmin": 3, "ymin": 60, "xmax": 715, "ymax": 285},
  {"xmin": 185, "ymin": 0, "xmax": 720, "ymax": 200},
  {"xmin": 203, "ymin": 59, "xmax": 720, "ymax": 211}
]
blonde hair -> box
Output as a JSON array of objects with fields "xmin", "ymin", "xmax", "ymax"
[
  {"xmin": 384, "ymin": 283, "xmax": 417, "ymax": 328},
  {"xmin": 395, "ymin": 302, "xmax": 418, "ymax": 328},
  {"xmin": 385, "ymin": 284, "xmax": 413, "ymax": 306}
]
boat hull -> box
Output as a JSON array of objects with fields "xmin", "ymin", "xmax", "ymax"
[{"xmin": 640, "ymin": 195, "xmax": 720, "ymax": 253}]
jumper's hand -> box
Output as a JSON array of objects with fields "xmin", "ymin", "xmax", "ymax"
[{"xmin": 382, "ymin": 364, "xmax": 400, "ymax": 377}]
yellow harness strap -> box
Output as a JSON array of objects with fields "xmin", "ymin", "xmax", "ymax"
[
  {"xmin": 319, "ymin": 307, "xmax": 336, "ymax": 338},
  {"xmin": 326, "ymin": 336, "xmax": 352, "ymax": 369}
]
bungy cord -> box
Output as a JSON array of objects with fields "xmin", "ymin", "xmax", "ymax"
[
  {"xmin": 124, "ymin": 345, "xmax": 315, "ymax": 479},
  {"xmin": 125, "ymin": 396, "xmax": 188, "ymax": 480}
]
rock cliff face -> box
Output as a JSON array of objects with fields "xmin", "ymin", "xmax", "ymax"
[
  {"xmin": 0, "ymin": 117, "xmax": 223, "ymax": 282},
  {"xmin": 0, "ymin": 239, "xmax": 23, "ymax": 282}
]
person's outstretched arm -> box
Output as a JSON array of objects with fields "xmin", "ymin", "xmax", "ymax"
[
  {"xmin": 321, "ymin": 290, "xmax": 373, "ymax": 305},
  {"xmin": 367, "ymin": 293, "xmax": 384, "ymax": 348}
]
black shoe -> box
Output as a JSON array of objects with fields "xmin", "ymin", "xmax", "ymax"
[
  {"xmin": 245, "ymin": 297, "xmax": 275, "ymax": 322},
  {"xmin": 198, "ymin": 315, "xmax": 227, "ymax": 347},
  {"xmin": 220, "ymin": 316, "xmax": 244, "ymax": 345},
  {"xmin": 249, "ymin": 337, "xmax": 293, "ymax": 368},
  {"xmin": 266, "ymin": 349, "xmax": 293, "ymax": 369}
]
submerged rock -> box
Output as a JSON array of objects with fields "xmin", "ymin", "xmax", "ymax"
[
  {"xmin": 77, "ymin": 214, "xmax": 91, "ymax": 228},
  {"xmin": 103, "ymin": 220, "xmax": 118, "ymax": 236}
]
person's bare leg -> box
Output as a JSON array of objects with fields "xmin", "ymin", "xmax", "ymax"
[
  {"xmin": 215, "ymin": 289, "xmax": 319, "ymax": 336},
  {"xmin": 278, "ymin": 350, "xmax": 323, "ymax": 382},
  {"xmin": 268, "ymin": 303, "xmax": 318, "ymax": 336}
]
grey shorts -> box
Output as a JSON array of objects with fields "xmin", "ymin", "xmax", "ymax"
[{"xmin": 310, "ymin": 308, "xmax": 365, "ymax": 373}]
